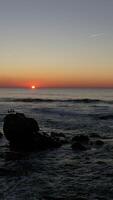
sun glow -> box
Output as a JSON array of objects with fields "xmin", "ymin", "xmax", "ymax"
[{"xmin": 31, "ymin": 85, "xmax": 36, "ymax": 89}]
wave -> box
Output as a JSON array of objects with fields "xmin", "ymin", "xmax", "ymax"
[{"xmin": 0, "ymin": 97, "xmax": 113, "ymax": 104}]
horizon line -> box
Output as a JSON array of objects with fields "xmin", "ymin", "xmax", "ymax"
[{"xmin": 0, "ymin": 86, "xmax": 113, "ymax": 89}]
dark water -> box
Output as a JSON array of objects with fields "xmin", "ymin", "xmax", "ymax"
[{"xmin": 0, "ymin": 88, "xmax": 113, "ymax": 200}]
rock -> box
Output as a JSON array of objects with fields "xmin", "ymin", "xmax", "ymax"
[
  {"xmin": 3, "ymin": 113, "xmax": 61, "ymax": 152},
  {"xmin": 99, "ymin": 115, "xmax": 113, "ymax": 120},
  {"xmin": 3, "ymin": 113, "xmax": 39, "ymax": 143},
  {"xmin": 90, "ymin": 132, "xmax": 101, "ymax": 138},
  {"xmin": 94, "ymin": 140, "xmax": 104, "ymax": 146},
  {"xmin": 72, "ymin": 134, "xmax": 90, "ymax": 144},
  {"xmin": 0, "ymin": 167, "xmax": 17, "ymax": 176},
  {"xmin": 0, "ymin": 131, "xmax": 3, "ymax": 138},
  {"xmin": 71, "ymin": 134, "xmax": 90, "ymax": 151},
  {"xmin": 34, "ymin": 133, "xmax": 62, "ymax": 150},
  {"xmin": 72, "ymin": 142, "xmax": 87, "ymax": 151},
  {"xmin": 51, "ymin": 132, "xmax": 69, "ymax": 144},
  {"xmin": 71, "ymin": 134, "xmax": 104, "ymax": 151}
]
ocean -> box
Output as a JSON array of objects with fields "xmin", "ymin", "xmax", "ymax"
[{"xmin": 0, "ymin": 88, "xmax": 113, "ymax": 200}]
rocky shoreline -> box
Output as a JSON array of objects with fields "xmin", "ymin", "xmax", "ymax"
[{"xmin": 0, "ymin": 112, "xmax": 105, "ymax": 153}]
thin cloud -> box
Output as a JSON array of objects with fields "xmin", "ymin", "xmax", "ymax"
[{"xmin": 89, "ymin": 33, "xmax": 104, "ymax": 39}]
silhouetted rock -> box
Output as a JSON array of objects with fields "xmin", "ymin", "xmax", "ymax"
[
  {"xmin": 71, "ymin": 134, "xmax": 105, "ymax": 151},
  {"xmin": 3, "ymin": 113, "xmax": 61, "ymax": 152},
  {"xmin": 75, "ymin": 197, "xmax": 87, "ymax": 200},
  {"xmin": 72, "ymin": 134, "xmax": 90, "ymax": 144},
  {"xmin": 90, "ymin": 132, "xmax": 101, "ymax": 138},
  {"xmin": 72, "ymin": 142, "xmax": 87, "ymax": 151},
  {"xmin": 71, "ymin": 134, "xmax": 90, "ymax": 151},
  {"xmin": 0, "ymin": 167, "xmax": 17, "ymax": 176},
  {"xmin": 51, "ymin": 131, "xmax": 69, "ymax": 144},
  {"xmin": 3, "ymin": 113, "xmax": 39, "ymax": 142},
  {"xmin": 94, "ymin": 140, "xmax": 104, "ymax": 146},
  {"xmin": 99, "ymin": 114, "xmax": 113, "ymax": 120},
  {"xmin": 0, "ymin": 131, "xmax": 3, "ymax": 138}
]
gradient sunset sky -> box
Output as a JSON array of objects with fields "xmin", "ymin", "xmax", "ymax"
[{"xmin": 0, "ymin": 0, "xmax": 113, "ymax": 88}]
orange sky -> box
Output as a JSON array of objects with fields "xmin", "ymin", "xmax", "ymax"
[
  {"xmin": 0, "ymin": 1, "xmax": 113, "ymax": 88},
  {"xmin": 0, "ymin": 70, "xmax": 113, "ymax": 88}
]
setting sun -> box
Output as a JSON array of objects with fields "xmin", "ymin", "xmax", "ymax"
[{"xmin": 31, "ymin": 85, "xmax": 36, "ymax": 89}]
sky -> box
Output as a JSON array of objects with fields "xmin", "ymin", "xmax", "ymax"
[{"xmin": 0, "ymin": 0, "xmax": 113, "ymax": 88}]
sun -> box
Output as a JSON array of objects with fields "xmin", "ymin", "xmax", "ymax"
[{"xmin": 31, "ymin": 85, "xmax": 36, "ymax": 89}]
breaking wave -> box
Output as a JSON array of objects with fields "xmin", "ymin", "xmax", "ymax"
[{"xmin": 0, "ymin": 97, "xmax": 113, "ymax": 104}]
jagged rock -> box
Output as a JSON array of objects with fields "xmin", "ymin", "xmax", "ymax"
[{"xmin": 3, "ymin": 113, "xmax": 61, "ymax": 152}]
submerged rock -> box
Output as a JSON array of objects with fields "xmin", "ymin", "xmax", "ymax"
[
  {"xmin": 71, "ymin": 134, "xmax": 105, "ymax": 151},
  {"xmin": 99, "ymin": 114, "xmax": 113, "ymax": 120},
  {"xmin": 3, "ymin": 113, "xmax": 61, "ymax": 152},
  {"xmin": 51, "ymin": 131, "xmax": 69, "ymax": 144},
  {"xmin": 94, "ymin": 140, "xmax": 104, "ymax": 147},
  {"xmin": 72, "ymin": 142, "xmax": 87, "ymax": 151},
  {"xmin": 72, "ymin": 134, "xmax": 90, "ymax": 144},
  {"xmin": 71, "ymin": 134, "xmax": 90, "ymax": 151},
  {"xmin": 90, "ymin": 132, "xmax": 101, "ymax": 138}
]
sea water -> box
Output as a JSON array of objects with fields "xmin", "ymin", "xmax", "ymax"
[{"xmin": 0, "ymin": 88, "xmax": 113, "ymax": 200}]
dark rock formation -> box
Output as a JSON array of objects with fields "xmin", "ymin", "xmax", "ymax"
[
  {"xmin": 51, "ymin": 131, "xmax": 69, "ymax": 144},
  {"xmin": 3, "ymin": 113, "xmax": 61, "ymax": 152},
  {"xmin": 72, "ymin": 142, "xmax": 87, "ymax": 151},
  {"xmin": 71, "ymin": 134, "xmax": 90, "ymax": 151},
  {"xmin": 90, "ymin": 132, "xmax": 101, "ymax": 138},
  {"xmin": 0, "ymin": 131, "xmax": 3, "ymax": 138},
  {"xmin": 71, "ymin": 134, "xmax": 105, "ymax": 151},
  {"xmin": 99, "ymin": 114, "xmax": 113, "ymax": 120},
  {"xmin": 3, "ymin": 113, "xmax": 39, "ymax": 143},
  {"xmin": 72, "ymin": 134, "xmax": 90, "ymax": 144},
  {"xmin": 94, "ymin": 140, "xmax": 104, "ymax": 146}
]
